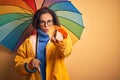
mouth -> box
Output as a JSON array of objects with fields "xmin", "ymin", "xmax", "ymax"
[{"xmin": 44, "ymin": 29, "xmax": 49, "ymax": 32}]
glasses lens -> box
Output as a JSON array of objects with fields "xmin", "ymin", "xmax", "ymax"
[
  {"xmin": 47, "ymin": 20, "xmax": 53, "ymax": 26},
  {"xmin": 40, "ymin": 20, "xmax": 45, "ymax": 26},
  {"xmin": 40, "ymin": 20, "xmax": 53, "ymax": 26}
]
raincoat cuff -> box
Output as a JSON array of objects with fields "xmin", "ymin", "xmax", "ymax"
[{"xmin": 24, "ymin": 63, "xmax": 37, "ymax": 73}]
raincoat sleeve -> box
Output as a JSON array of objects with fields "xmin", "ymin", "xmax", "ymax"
[
  {"xmin": 53, "ymin": 28, "xmax": 72, "ymax": 58},
  {"xmin": 14, "ymin": 38, "xmax": 33, "ymax": 74}
]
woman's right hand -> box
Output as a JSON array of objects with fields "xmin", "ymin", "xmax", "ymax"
[{"xmin": 28, "ymin": 59, "xmax": 41, "ymax": 69}]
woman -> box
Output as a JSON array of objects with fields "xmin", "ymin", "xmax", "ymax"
[{"xmin": 14, "ymin": 7, "xmax": 72, "ymax": 80}]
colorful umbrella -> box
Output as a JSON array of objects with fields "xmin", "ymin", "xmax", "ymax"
[{"xmin": 0, "ymin": 0, "xmax": 84, "ymax": 51}]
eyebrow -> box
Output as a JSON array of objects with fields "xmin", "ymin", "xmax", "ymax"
[
  {"xmin": 40, "ymin": 19, "xmax": 53, "ymax": 21},
  {"xmin": 40, "ymin": 19, "xmax": 53, "ymax": 22}
]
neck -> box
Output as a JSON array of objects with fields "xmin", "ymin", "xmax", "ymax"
[{"xmin": 37, "ymin": 28, "xmax": 49, "ymax": 41}]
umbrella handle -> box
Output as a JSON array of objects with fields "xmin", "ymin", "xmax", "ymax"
[{"xmin": 24, "ymin": 63, "xmax": 37, "ymax": 73}]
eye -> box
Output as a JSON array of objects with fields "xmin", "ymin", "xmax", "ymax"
[
  {"xmin": 39, "ymin": 20, "xmax": 53, "ymax": 26},
  {"xmin": 47, "ymin": 20, "xmax": 53, "ymax": 23},
  {"xmin": 40, "ymin": 20, "xmax": 45, "ymax": 24}
]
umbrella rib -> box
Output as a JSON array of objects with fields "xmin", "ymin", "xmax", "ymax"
[{"xmin": 41, "ymin": 0, "xmax": 46, "ymax": 8}]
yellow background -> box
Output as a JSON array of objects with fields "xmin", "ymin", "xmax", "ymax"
[
  {"xmin": 0, "ymin": 0, "xmax": 120, "ymax": 80},
  {"xmin": 65, "ymin": 0, "xmax": 120, "ymax": 80}
]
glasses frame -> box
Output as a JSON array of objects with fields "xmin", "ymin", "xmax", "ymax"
[{"xmin": 39, "ymin": 20, "xmax": 53, "ymax": 26}]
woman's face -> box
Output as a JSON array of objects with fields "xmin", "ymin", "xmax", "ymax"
[{"xmin": 39, "ymin": 13, "xmax": 53, "ymax": 33}]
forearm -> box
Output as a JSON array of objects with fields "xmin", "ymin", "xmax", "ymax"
[{"xmin": 54, "ymin": 36, "xmax": 72, "ymax": 58}]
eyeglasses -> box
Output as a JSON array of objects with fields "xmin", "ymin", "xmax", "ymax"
[{"xmin": 39, "ymin": 20, "xmax": 53, "ymax": 26}]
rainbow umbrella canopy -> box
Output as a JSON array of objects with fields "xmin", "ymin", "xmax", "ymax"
[{"xmin": 0, "ymin": 0, "xmax": 84, "ymax": 51}]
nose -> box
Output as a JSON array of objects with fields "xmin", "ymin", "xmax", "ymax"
[{"xmin": 44, "ymin": 22, "xmax": 48, "ymax": 27}]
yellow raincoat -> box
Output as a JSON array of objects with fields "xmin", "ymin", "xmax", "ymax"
[{"xmin": 14, "ymin": 25, "xmax": 72, "ymax": 80}]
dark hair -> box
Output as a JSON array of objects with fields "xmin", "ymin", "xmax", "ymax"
[{"xmin": 32, "ymin": 7, "xmax": 60, "ymax": 29}]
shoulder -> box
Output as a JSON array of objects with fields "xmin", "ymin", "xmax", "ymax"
[
  {"xmin": 29, "ymin": 34, "xmax": 36, "ymax": 39},
  {"xmin": 29, "ymin": 34, "xmax": 37, "ymax": 45},
  {"xmin": 22, "ymin": 34, "xmax": 37, "ymax": 44}
]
